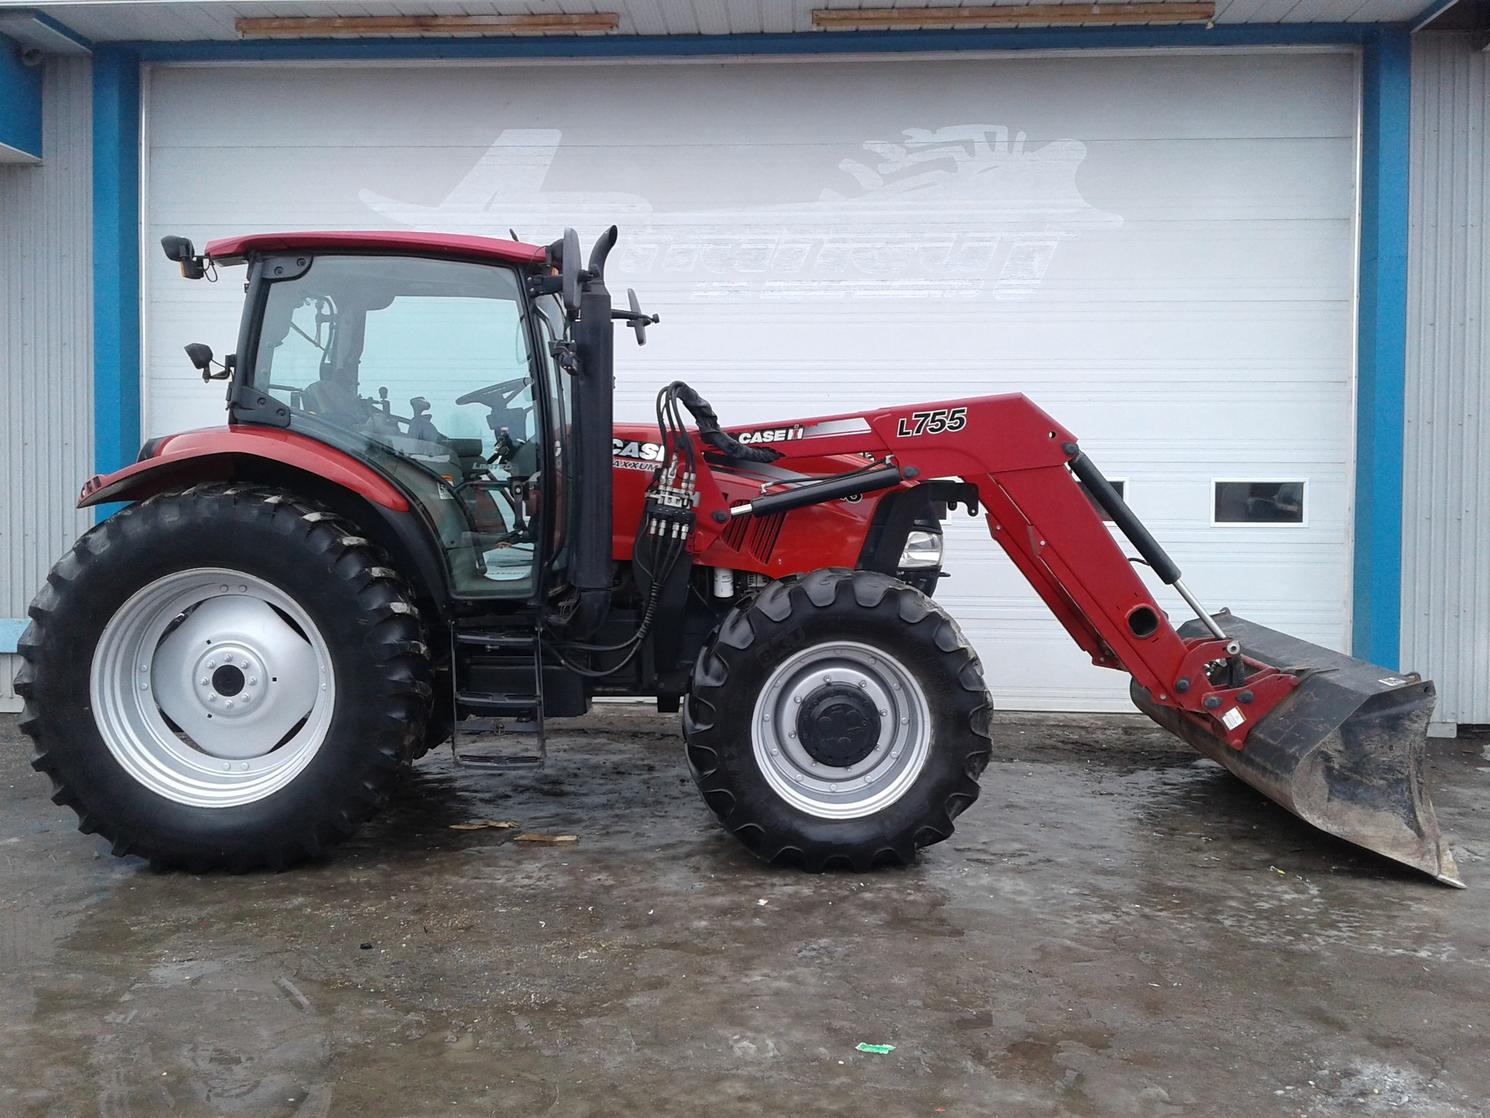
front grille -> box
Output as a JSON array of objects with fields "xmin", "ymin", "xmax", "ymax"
[{"xmin": 720, "ymin": 512, "xmax": 785, "ymax": 563}]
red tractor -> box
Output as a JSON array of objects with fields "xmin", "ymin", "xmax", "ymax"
[{"xmin": 14, "ymin": 227, "xmax": 1461, "ymax": 885}]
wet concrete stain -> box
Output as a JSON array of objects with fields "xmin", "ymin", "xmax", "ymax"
[{"xmin": 1, "ymin": 709, "xmax": 1487, "ymax": 1117}]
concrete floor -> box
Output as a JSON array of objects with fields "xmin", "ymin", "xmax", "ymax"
[{"xmin": 2, "ymin": 708, "xmax": 1487, "ymax": 1118}]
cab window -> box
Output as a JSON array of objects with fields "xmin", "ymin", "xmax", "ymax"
[{"xmin": 251, "ymin": 254, "xmax": 553, "ymax": 599}]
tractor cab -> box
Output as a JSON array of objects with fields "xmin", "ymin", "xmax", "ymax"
[
  {"xmin": 181, "ymin": 228, "xmax": 630, "ymax": 622},
  {"xmin": 243, "ymin": 250, "xmax": 565, "ymax": 599}
]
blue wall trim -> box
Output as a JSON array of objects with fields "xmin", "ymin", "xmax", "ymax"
[
  {"xmin": 89, "ymin": 24, "xmax": 1411, "ymax": 659},
  {"xmin": 0, "ymin": 33, "xmax": 43, "ymax": 160},
  {"xmin": 1353, "ymin": 27, "xmax": 1412, "ymax": 668},
  {"xmin": 121, "ymin": 23, "xmax": 1383, "ymax": 63},
  {"xmin": 92, "ymin": 47, "xmax": 141, "ymax": 520}
]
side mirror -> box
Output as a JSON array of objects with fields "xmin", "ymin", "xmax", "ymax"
[
  {"xmin": 184, "ymin": 342, "xmax": 214, "ymax": 371},
  {"xmin": 161, "ymin": 235, "xmax": 206, "ymax": 280},
  {"xmin": 185, "ymin": 342, "xmax": 229, "ymax": 382},
  {"xmin": 612, "ymin": 288, "xmax": 660, "ymax": 346},
  {"xmin": 627, "ymin": 289, "xmax": 655, "ymax": 346},
  {"xmin": 161, "ymin": 235, "xmax": 195, "ymax": 263},
  {"xmin": 561, "ymin": 227, "xmax": 581, "ymax": 318}
]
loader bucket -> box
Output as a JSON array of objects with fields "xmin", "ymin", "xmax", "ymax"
[{"xmin": 1132, "ymin": 614, "xmax": 1462, "ymax": 887}]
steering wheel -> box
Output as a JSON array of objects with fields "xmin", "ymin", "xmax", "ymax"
[{"xmin": 456, "ymin": 375, "xmax": 532, "ymax": 409}]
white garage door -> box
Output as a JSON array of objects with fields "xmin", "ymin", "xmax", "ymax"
[{"xmin": 143, "ymin": 50, "xmax": 1358, "ymax": 711}]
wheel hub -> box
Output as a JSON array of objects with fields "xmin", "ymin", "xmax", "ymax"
[
  {"xmin": 90, "ymin": 568, "xmax": 335, "ymax": 806},
  {"xmin": 750, "ymin": 641, "xmax": 932, "ymax": 820},
  {"xmin": 193, "ymin": 642, "xmax": 266, "ymax": 719},
  {"xmin": 211, "ymin": 664, "xmax": 246, "ymax": 697},
  {"xmin": 797, "ymin": 685, "xmax": 881, "ymax": 767}
]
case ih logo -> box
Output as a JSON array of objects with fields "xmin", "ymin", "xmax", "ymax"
[{"xmin": 362, "ymin": 126, "xmax": 1121, "ymax": 301}]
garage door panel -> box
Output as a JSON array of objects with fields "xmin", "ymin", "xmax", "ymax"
[{"xmin": 146, "ymin": 50, "xmax": 1357, "ymax": 710}]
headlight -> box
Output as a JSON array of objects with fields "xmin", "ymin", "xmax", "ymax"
[{"xmin": 898, "ymin": 529, "xmax": 943, "ymax": 570}]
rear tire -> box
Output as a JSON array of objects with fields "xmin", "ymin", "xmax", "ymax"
[
  {"xmin": 684, "ymin": 569, "xmax": 992, "ymax": 871},
  {"xmin": 14, "ymin": 484, "xmax": 433, "ymax": 871}
]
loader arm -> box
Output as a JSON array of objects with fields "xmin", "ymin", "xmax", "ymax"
[
  {"xmin": 691, "ymin": 392, "xmax": 1295, "ymax": 751},
  {"xmin": 677, "ymin": 391, "xmax": 1458, "ymax": 885}
]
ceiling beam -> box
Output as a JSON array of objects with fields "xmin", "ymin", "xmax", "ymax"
[
  {"xmin": 235, "ymin": 13, "xmax": 621, "ymax": 39},
  {"xmin": 811, "ymin": 4, "xmax": 1216, "ymax": 30}
]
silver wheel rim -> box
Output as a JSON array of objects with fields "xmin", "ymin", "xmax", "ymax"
[
  {"xmin": 751, "ymin": 640, "xmax": 932, "ymax": 819},
  {"xmin": 89, "ymin": 567, "xmax": 336, "ymax": 808}
]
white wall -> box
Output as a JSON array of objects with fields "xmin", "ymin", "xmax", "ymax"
[
  {"xmin": 1403, "ymin": 33, "xmax": 1490, "ymax": 728},
  {"xmin": 0, "ymin": 56, "xmax": 93, "ymax": 711}
]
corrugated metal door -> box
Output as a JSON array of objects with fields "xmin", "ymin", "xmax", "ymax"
[{"xmin": 141, "ymin": 50, "xmax": 1359, "ymax": 711}]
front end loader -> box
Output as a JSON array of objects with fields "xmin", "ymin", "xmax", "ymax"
[{"xmin": 13, "ymin": 226, "xmax": 1460, "ymax": 885}]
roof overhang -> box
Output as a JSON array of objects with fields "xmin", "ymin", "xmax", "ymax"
[{"xmin": 0, "ymin": 0, "xmax": 1443, "ymax": 48}]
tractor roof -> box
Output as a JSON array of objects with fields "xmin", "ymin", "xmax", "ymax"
[{"xmin": 204, "ymin": 230, "xmax": 549, "ymax": 268}]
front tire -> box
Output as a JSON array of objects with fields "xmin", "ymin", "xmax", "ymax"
[
  {"xmin": 684, "ymin": 569, "xmax": 992, "ymax": 871},
  {"xmin": 14, "ymin": 484, "xmax": 433, "ymax": 871}
]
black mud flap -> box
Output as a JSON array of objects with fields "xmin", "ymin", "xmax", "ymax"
[{"xmin": 1132, "ymin": 614, "xmax": 1462, "ymax": 887}]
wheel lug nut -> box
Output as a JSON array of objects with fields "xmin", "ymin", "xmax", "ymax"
[
  {"xmin": 219, "ymin": 585, "xmax": 228, "ymax": 593},
  {"xmin": 199, "ymin": 677, "xmax": 209, "ymax": 686},
  {"xmin": 879, "ymin": 709, "xmax": 888, "ymax": 716},
  {"xmin": 830, "ymin": 784, "xmax": 839, "ymax": 791},
  {"xmin": 858, "ymin": 681, "xmax": 867, "ymax": 689},
  {"xmin": 788, "ymin": 731, "xmax": 797, "ymax": 739},
  {"xmin": 248, "ymin": 677, "xmax": 258, "ymax": 686}
]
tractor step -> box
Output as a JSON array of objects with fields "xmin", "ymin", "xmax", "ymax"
[
  {"xmin": 454, "ymin": 748, "xmax": 546, "ymax": 770},
  {"xmin": 455, "ymin": 690, "xmax": 541, "ymax": 712},
  {"xmin": 448, "ymin": 625, "xmax": 547, "ymax": 771},
  {"xmin": 453, "ymin": 631, "xmax": 539, "ymax": 651}
]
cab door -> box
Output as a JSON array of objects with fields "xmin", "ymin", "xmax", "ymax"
[{"xmin": 247, "ymin": 252, "xmax": 564, "ymax": 600}]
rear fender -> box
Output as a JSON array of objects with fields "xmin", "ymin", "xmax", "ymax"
[
  {"xmin": 80, "ymin": 427, "xmax": 453, "ymax": 619},
  {"xmin": 81, "ymin": 426, "xmax": 409, "ymax": 510}
]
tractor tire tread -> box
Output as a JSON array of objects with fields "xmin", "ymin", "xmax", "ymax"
[
  {"xmin": 16, "ymin": 484, "xmax": 433, "ymax": 873},
  {"xmin": 684, "ymin": 568, "xmax": 993, "ymax": 873}
]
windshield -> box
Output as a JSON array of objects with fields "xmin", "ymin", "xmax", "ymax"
[{"xmin": 250, "ymin": 253, "xmax": 549, "ymax": 598}]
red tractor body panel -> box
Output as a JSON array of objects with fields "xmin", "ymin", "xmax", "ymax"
[
  {"xmin": 79, "ymin": 426, "xmax": 411, "ymax": 511},
  {"xmin": 610, "ymin": 421, "xmax": 892, "ymax": 573}
]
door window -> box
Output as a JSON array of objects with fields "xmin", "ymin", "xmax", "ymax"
[{"xmin": 252, "ymin": 254, "xmax": 549, "ymax": 597}]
